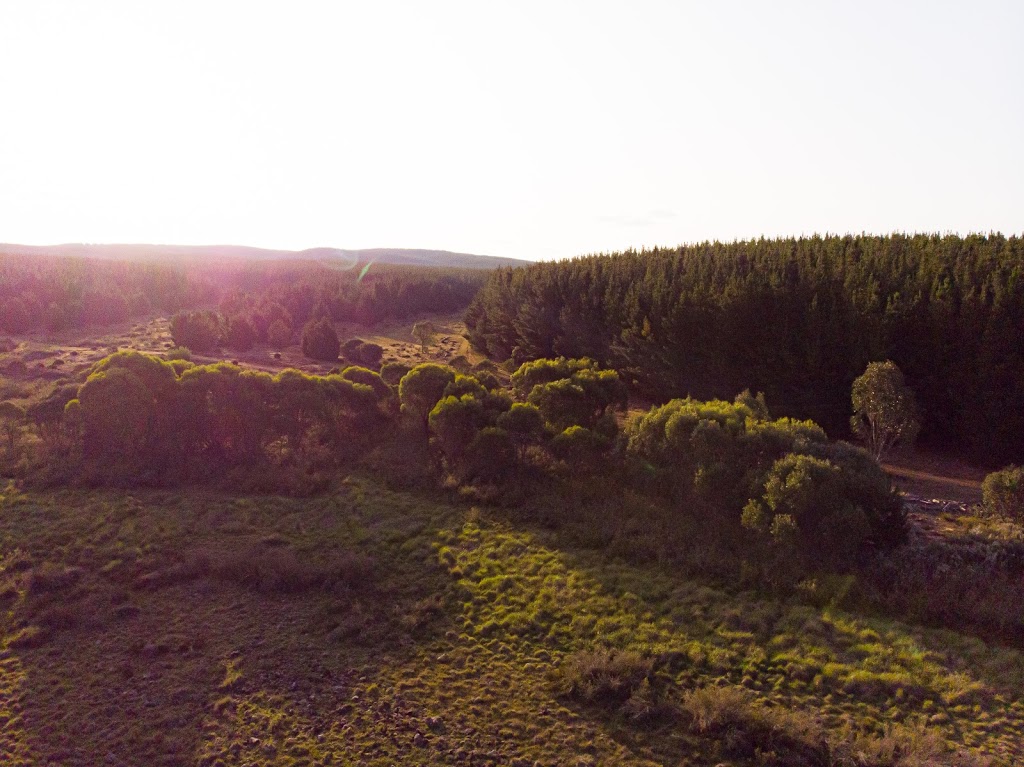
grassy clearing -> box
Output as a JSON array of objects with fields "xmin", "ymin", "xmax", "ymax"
[
  {"xmin": 0, "ymin": 478, "xmax": 1020, "ymax": 765},
  {"xmin": 438, "ymin": 516, "xmax": 1022, "ymax": 764}
]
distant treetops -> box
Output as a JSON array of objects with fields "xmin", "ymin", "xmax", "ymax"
[{"xmin": 0, "ymin": 250, "xmax": 487, "ymax": 340}]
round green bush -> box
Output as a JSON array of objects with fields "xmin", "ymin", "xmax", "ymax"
[{"xmin": 982, "ymin": 465, "xmax": 1024, "ymax": 521}]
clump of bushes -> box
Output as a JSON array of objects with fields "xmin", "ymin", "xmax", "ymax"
[
  {"xmin": 26, "ymin": 350, "xmax": 393, "ymax": 488},
  {"xmin": 170, "ymin": 310, "xmax": 222, "ymax": 354},
  {"xmin": 301, "ymin": 318, "xmax": 340, "ymax": 361},
  {"xmin": 380, "ymin": 361, "xmax": 411, "ymax": 385},
  {"xmin": 858, "ymin": 536, "xmax": 1024, "ymax": 634},
  {"xmin": 627, "ymin": 393, "xmax": 905, "ymax": 570},
  {"xmin": 553, "ymin": 647, "xmax": 654, "ymax": 705},
  {"xmin": 341, "ymin": 338, "xmax": 384, "ymax": 368},
  {"xmin": 982, "ymin": 465, "xmax": 1024, "ymax": 521}
]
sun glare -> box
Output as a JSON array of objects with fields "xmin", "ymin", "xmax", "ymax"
[{"xmin": 0, "ymin": 1, "xmax": 1021, "ymax": 257}]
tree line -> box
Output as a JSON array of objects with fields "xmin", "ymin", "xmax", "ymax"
[
  {"xmin": 0, "ymin": 252, "xmax": 491, "ymax": 337},
  {"xmin": 16, "ymin": 351, "xmax": 1024, "ymax": 636},
  {"xmin": 0, "ymin": 351, "xmax": 903, "ymax": 573},
  {"xmin": 0, "ymin": 253, "xmax": 214, "ymax": 332},
  {"xmin": 464, "ymin": 233, "xmax": 1024, "ymax": 464},
  {"xmin": 168, "ymin": 265, "xmax": 488, "ymax": 356},
  {"xmin": 8, "ymin": 351, "xmax": 393, "ymax": 491}
]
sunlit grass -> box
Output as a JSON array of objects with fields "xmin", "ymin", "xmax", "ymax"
[{"xmin": 0, "ymin": 478, "xmax": 1019, "ymax": 764}]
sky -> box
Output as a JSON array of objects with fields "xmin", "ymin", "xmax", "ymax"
[{"xmin": 0, "ymin": 1, "xmax": 1021, "ymax": 261}]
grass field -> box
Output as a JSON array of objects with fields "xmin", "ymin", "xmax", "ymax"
[{"xmin": 0, "ymin": 475, "xmax": 1021, "ymax": 766}]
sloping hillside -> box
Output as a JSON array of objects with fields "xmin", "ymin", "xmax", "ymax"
[{"xmin": 0, "ymin": 243, "xmax": 527, "ymax": 270}]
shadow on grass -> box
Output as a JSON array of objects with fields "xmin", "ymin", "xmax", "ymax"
[
  {"xmin": 447, "ymin": 495, "xmax": 1024, "ymax": 766},
  {"xmin": 0, "ymin": 482, "xmax": 457, "ymax": 766}
]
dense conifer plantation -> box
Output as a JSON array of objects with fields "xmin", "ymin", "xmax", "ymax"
[{"xmin": 465, "ymin": 234, "xmax": 1024, "ymax": 463}]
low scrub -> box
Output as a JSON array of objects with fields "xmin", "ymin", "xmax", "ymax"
[
  {"xmin": 859, "ymin": 537, "xmax": 1024, "ymax": 634},
  {"xmin": 554, "ymin": 647, "xmax": 654, "ymax": 705},
  {"xmin": 982, "ymin": 465, "xmax": 1024, "ymax": 521}
]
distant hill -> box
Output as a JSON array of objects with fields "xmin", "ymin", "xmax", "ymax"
[{"xmin": 0, "ymin": 242, "xmax": 527, "ymax": 270}]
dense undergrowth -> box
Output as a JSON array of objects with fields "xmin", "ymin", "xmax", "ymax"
[{"xmin": 1, "ymin": 350, "xmax": 1023, "ymax": 642}]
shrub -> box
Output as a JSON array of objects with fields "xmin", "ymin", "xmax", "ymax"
[
  {"xmin": 267, "ymin": 318, "xmax": 293, "ymax": 348},
  {"xmin": 7, "ymin": 625, "xmax": 49, "ymax": 649},
  {"xmin": 0, "ymin": 401, "xmax": 26, "ymax": 452},
  {"xmin": 340, "ymin": 366, "xmax": 393, "ymax": 401},
  {"xmin": 165, "ymin": 346, "xmax": 192, "ymax": 361},
  {"xmin": 496, "ymin": 402, "xmax": 547, "ymax": 460},
  {"xmin": 77, "ymin": 366, "xmax": 158, "ymax": 461},
  {"xmin": 511, "ymin": 357, "xmax": 598, "ymax": 399},
  {"xmin": 301, "ymin": 319, "xmax": 340, "ymax": 361},
  {"xmin": 399, "ymin": 363, "xmax": 456, "ymax": 432},
  {"xmin": 982, "ymin": 465, "xmax": 1024, "ymax": 521},
  {"xmin": 225, "ymin": 315, "xmax": 257, "ymax": 351},
  {"xmin": 522, "ymin": 363, "xmax": 627, "ymax": 432},
  {"xmin": 551, "ymin": 425, "xmax": 607, "ymax": 469},
  {"xmin": 341, "ymin": 338, "xmax": 366, "ymax": 360},
  {"xmin": 167, "ymin": 359, "xmax": 193, "ymax": 375},
  {"xmin": 444, "ymin": 374, "xmax": 486, "ymax": 400},
  {"xmin": 851, "ymin": 360, "xmax": 920, "ymax": 462},
  {"xmin": 746, "ymin": 453, "xmax": 872, "ymax": 569},
  {"xmin": 448, "ymin": 354, "xmax": 472, "ymax": 372},
  {"xmin": 170, "ymin": 310, "xmax": 222, "ymax": 353},
  {"xmin": 356, "ymin": 342, "xmax": 383, "ymax": 368},
  {"xmin": 429, "ymin": 395, "xmax": 485, "ymax": 463},
  {"xmin": 554, "ymin": 647, "xmax": 652, "ymax": 705},
  {"xmin": 463, "ymin": 427, "xmax": 516, "ymax": 482},
  {"xmin": 475, "ymin": 370, "xmax": 500, "ymax": 391},
  {"xmin": 628, "ymin": 393, "xmax": 905, "ymax": 563},
  {"xmin": 35, "ymin": 601, "xmax": 87, "ymax": 632},
  {"xmin": 681, "ymin": 684, "xmax": 752, "ymax": 733},
  {"xmin": 859, "ymin": 537, "xmax": 1024, "ymax": 634},
  {"xmin": 380, "ymin": 361, "xmax": 411, "ymax": 385},
  {"xmin": 27, "ymin": 563, "xmax": 84, "ymax": 594}
]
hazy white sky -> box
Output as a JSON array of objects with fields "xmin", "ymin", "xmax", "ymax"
[{"xmin": 1, "ymin": 1, "xmax": 1021, "ymax": 260}]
